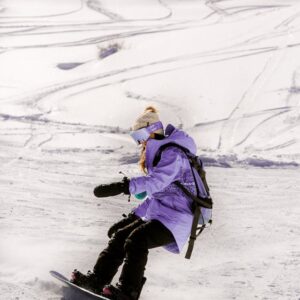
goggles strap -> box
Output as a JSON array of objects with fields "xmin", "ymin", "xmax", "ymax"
[{"xmin": 146, "ymin": 121, "xmax": 163, "ymax": 134}]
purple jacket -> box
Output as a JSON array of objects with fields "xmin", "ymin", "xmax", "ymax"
[{"xmin": 129, "ymin": 124, "xmax": 211, "ymax": 254}]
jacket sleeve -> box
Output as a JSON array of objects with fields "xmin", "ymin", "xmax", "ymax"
[{"xmin": 129, "ymin": 147, "xmax": 183, "ymax": 196}]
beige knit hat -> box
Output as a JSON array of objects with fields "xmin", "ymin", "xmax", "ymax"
[{"xmin": 132, "ymin": 106, "xmax": 164, "ymax": 135}]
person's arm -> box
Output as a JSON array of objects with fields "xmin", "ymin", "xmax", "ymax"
[{"xmin": 129, "ymin": 147, "xmax": 183, "ymax": 196}]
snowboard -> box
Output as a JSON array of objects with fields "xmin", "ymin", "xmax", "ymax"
[{"xmin": 50, "ymin": 270, "xmax": 110, "ymax": 300}]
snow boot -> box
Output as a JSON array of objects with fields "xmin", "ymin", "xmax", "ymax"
[
  {"xmin": 102, "ymin": 284, "xmax": 137, "ymax": 300},
  {"xmin": 71, "ymin": 269, "xmax": 105, "ymax": 294},
  {"xmin": 101, "ymin": 277, "xmax": 146, "ymax": 300}
]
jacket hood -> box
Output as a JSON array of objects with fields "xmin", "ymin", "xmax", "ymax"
[{"xmin": 145, "ymin": 124, "xmax": 197, "ymax": 168}]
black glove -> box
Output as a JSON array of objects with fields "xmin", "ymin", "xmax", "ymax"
[{"xmin": 93, "ymin": 177, "xmax": 130, "ymax": 198}]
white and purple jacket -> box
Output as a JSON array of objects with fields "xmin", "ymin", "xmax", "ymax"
[{"xmin": 129, "ymin": 124, "xmax": 211, "ymax": 254}]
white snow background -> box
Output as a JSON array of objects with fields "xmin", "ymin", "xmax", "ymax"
[{"xmin": 1, "ymin": 0, "xmax": 300, "ymax": 299}]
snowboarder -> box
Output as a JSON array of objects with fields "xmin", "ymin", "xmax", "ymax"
[{"xmin": 71, "ymin": 106, "xmax": 207, "ymax": 300}]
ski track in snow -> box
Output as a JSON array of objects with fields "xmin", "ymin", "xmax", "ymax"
[{"xmin": 1, "ymin": 1, "xmax": 300, "ymax": 300}]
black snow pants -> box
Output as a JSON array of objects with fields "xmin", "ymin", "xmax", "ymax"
[{"xmin": 93, "ymin": 213, "xmax": 175, "ymax": 293}]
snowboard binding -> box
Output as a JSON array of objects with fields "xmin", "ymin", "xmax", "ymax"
[{"xmin": 71, "ymin": 269, "xmax": 105, "ymax": 294}]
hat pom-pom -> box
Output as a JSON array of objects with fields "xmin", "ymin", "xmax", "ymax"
[{"xmin": 144, "ymin": 106, "xmax": 158, "ymax": 113}]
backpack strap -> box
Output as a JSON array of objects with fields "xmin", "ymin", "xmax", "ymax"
[
  {"xmin": 174, "ymin": 181, "xmax": 212, "ymax": 209},
  {"xmin": 154, "ymin": 142, "xmax": 212, "ymax": 209},
  {"xmin": 174, "ymin": 181, "xmax": 212, "ymax": 259},
  {"xmin": 189, "ymin": 156, "xmax": 210, "ymax": 197},
  {"xmin": 185, "ymin": 204, "xmax": 202, "ymax": 259},
  {"xmin": 152, "ymin": 142, "xmax": 190, "ymax": 167},
  {"xmin": 153, "ymin": 143, "xmax": 213, "ymax": 259}
]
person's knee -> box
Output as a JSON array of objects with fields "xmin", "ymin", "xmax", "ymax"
[
  {"xmin": 108, "ymin": 227, "xmax": 128, "ymax": 249},
  {"xmin": 107, "ymin": 213, "xmax": 139, "ymax": 238},
  {"xmin": 124, "ymin": 227, "xmax": 148, "ymax": 254}
]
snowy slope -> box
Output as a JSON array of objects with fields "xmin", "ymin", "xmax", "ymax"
[{"xmin": 1, "ymin": 1, "xmax": 300, "ymax": 300}]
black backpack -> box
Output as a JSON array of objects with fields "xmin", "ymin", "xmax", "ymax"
[{"xmin": 153, "ymin": 142, "xmax": 213, "ymax": 259}]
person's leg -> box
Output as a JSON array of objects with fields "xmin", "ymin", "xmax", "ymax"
[
  {"xmin": 92, "ymin": 217, "xmax": 145, "ymax": 285},
  {"xmin": 118, "ymin": 220, "xmax": 175, "ymax": 299},
  {"xmin": 72, "ymin": 214, "xmax": 143, "ymax": 293}
]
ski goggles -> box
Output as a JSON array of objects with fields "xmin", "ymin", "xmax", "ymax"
[{"xmin": 130, "ymin": 121, "xmax": 163, "ymax": 145}]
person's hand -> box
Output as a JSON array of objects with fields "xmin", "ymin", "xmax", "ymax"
[
  {"xmin": 94, "ymin": 177, "xmax": 130, "ymax": 198},
  {"xmin": 107, "ymin": 213, "xmax": 138, "ymax": 238}
]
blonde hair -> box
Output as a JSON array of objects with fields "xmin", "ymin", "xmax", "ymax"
[
  {"xmin": 139, "ymin": 144, "xmax": 147, "ymax": 174},
  {"xmin": 137, "ymin": 106, "xmax": 160, "ymax": 174}
]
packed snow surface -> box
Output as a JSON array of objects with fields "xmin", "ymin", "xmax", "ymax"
[{"xmin": 1, "ymin": 1, "xmax": 300, "ymax": 299}]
